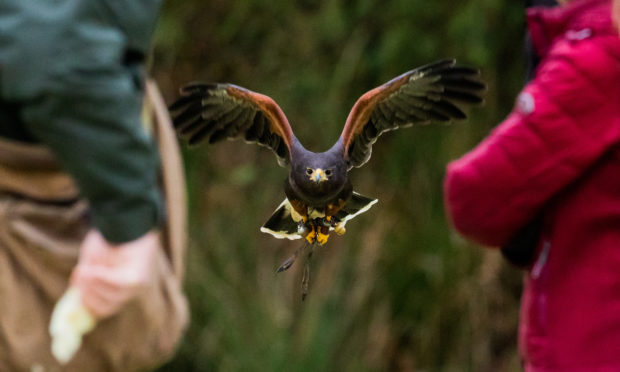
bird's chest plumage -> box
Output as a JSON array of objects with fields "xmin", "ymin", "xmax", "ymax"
[{"xmin": 284, "ymin": 176, "xmax": 351, "ymax": 208}]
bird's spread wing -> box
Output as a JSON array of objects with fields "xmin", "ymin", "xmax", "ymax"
[
  {"xmin": 169, "ymin": 83, "xmax": 295, "ymax": 167},
  {"xmin": 340, "ymin": 59, "xmax": 485, "ymax": 169}
]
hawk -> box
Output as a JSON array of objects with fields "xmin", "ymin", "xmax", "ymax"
[{"xmin": 170, "ymin": 59, "xmax": 485, "ymax": 297}]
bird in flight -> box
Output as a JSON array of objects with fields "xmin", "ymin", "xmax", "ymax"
[{"xmin": 170, "ymin": 59, "xmax": 485, "ymax": 298}]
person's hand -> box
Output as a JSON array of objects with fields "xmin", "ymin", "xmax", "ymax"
[
  {"xmin": 613, "ymin": 0, "xmax": 620, "ymax": 35},
  {"xmin": 70, "ymin": 229, "xmax": 160, "ymax": 319}
]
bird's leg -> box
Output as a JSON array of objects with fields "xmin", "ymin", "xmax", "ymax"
[
  {"xmin": 304, "ymin": 222, "xmax": 317, "ymax": 244},
  {"xmin": 317, "ymin": 198, "xmax": 346, "ymax": 244},
  {"xmin": 289, "ymin": 199, "xmax": 309, "ymax": 223},
  {"xmin": 295, "ymin": 216, "xmax": 316, "ymax": 245},
  {"xmin": 325, "ymin": 199, "xmax": 347, "ymax": 236},
  {"xmin": 316, "ymin": 224, "xmax": 330, "ymax": 245},
  {"xmin": 330, "ymin": 217, "xmax": 346, "ymax": 236},
  {"xmin": 301, "ymin": 246, "xmax": 315, "ymax": 301},
  {"xmin": 289, "ymin": 199, "xmax": 316, "ymax": 243},
  {"xmin": 276, "ymin": 241, "xmax": 308, "ymax": 273},
  {"xmin": 324, "ymin": 199, "xmax": 346, "ymax": 221}
]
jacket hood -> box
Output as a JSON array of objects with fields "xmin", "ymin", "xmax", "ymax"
[{"xmin": 527, "ymin": 0, "xmax": 615, "ymax": 57}]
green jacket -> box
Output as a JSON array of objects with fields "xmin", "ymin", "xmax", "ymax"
[{"xmin": 0, "ymin": 0, "xmax": 163, "ymax": 243}]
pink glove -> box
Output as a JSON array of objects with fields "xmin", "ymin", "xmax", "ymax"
[{"xmin": 70, "ymin": 229, "xmax": 160, "ymax": 319}]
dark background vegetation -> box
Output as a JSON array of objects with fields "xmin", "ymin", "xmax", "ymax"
[{"xmin": 153, "ymin": 1, "xmax": 526, "ymax": 370}]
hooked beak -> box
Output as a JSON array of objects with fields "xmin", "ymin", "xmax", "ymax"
[{"xmin": 310, "ymin": 169, "xmax": 328, "ymax": 183}]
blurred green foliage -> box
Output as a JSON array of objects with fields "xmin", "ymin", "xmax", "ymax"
[{"xmin": 152, "ymin": 0, "xmax": 526, "ymax": 371}]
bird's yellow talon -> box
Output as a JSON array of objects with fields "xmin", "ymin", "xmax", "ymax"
[
  {"xmin": 305, "ymin": 226, "xmax": 316, "ymax": 244},
  {"xmin": 317, "ymin": 232, "xmax": 329, "ymax": 245},
  {"xmin": 334, "ymin": 223, "xmax": 346, "ymax": 235}
]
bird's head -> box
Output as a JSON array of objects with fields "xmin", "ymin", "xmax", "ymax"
[
  {"xmin": 306, "ymin": 167, "xmax": 330, "ymax": 184},
  {"xmin": 289, "ymin": 150, "xmax": 347, "ymax": 203}
]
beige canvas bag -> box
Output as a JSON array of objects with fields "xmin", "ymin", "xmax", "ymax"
[{"xmin": 0, "ymin": 80, "xmax": 188, "ymax": 372}]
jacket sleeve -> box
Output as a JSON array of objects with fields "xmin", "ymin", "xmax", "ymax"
[
  {"xmin": 444, "ymin": 38, "xmax": 620, "ymax": 247},
  {"xmin": 21, "ymin": 65, "xmax": 162, "ymax": 244}
]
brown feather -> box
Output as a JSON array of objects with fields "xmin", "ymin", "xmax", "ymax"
[
  {"xmin": 340, "ymin": 59, "xmax": 485, "ymax": 169},
  {"xmin": 169, "ymin": 83, "xmax": 297, "ymax": 167}
]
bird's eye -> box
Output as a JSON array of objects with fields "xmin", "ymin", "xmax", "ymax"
[
  {"xmin": 306, "ymin": 168, "xmax": 313, "ymax": 175},
  {"xmin": 325, "ymin": 169, "xmax": 332, "ymax": 176}
]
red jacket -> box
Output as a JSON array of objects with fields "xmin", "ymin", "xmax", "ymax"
[{"xmin": 444, "ymin": 0, "xmax": 620, "ymax": 370}]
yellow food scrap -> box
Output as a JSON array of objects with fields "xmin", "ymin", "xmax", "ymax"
[{"xmin": 49, "ymin": 287, "xmax": 96, "ymax": 364}]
